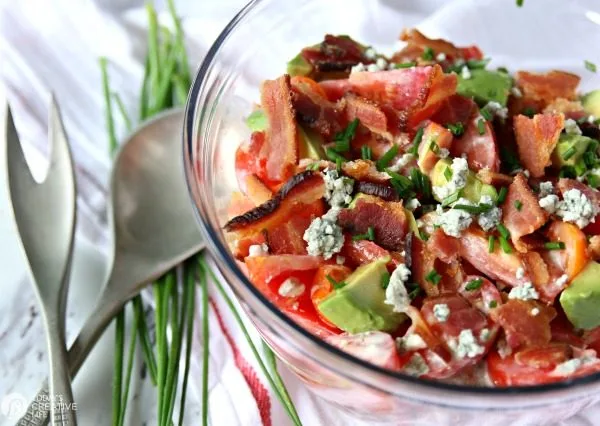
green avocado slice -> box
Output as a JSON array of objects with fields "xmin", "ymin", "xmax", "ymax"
[
  {"xmin": 560, "ymin": 261, "xmax": 600, "ymax": 330},
  {"xmin": 457, "ymin": 69, "xmax": 512, "ymax": 107}
]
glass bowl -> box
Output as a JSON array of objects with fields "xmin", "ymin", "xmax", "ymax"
[{"xmin": 183, "ymin": 0, "xmax": 600, "ymax": 423}]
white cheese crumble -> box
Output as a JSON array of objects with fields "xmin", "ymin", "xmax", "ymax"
[
  {"xmin": 510, "ymin": 86, "xmax": 523, "ymax": 98},
  {"xmin": 433, "ymin": 157, "xmax": 470, "ymax": 200},
  {"xmin": 516, "ymin": 267, "xmax": 525, "ymax": 280},
  {"xmin": 433, "ymin": 303, "xmax": 451, "ymax": 322},
  {"xmin": 405, "ymin": 198, "xmax": 421, "ymax": 211},
  {"xmin": 438, "ymin": 147, "xmax": 450, "ymax": 159},
  {"xmin": 376, "ymin": 57, "xmax": 388, "ymax": 70},
  {"xmin": 477, "ymin": 195, "xmax": 502, "ymax": 232},
  {"xmin": 530, "ymin": 307, "xmax": 540, "ymax": 316},
  {"xmin": 278, "ymin": 278, "xmax": 305, "ymax": 298},
  {"xmin": 555, "ymin": 274, "xmax": 569, "ymax": 288},
  {"xmin": 556, "ymin": 189, "xmax": 598, "ymax": 229},
  {"xmin": 588, "ymin": 115, "xmax": 597, "ymax": 124},
  {"xmin": 303, "ymin": 209, "xmax": 344, "ymax": 259},
  {"xmin": 435, "ymin": 205, "xmax": 473, "ymax": 238},
  {"xmin": 508, "ymin": 282, "xmax": 539, "ymax": 301},
  {"xmin": 367, "ymin": 63, "xmax": 381, "ymax": 72},
  {"xmin": 336, "ymin": 255, "xmax": 346, "ymax": 265},
  {"xmin": 460, "ymin": 65, "xmax": 472, "ymax": 80},
  {"xmin": 351, "ymin": 62, "xmax": 366, "ymax": 74},
  {"xmin": 248, "ymin": 243, "xmax": 269, "ymax": 257},
  {"xmin": 384, "ymin": 264, "xmax": 412, "ymax": 313},
  {"xmin": 564, "ymin": 118, "xmax": 582, "ymax": 135},
  {"xmin": 403, "ymin": 353, "xmax": 430, "ymax": 376},
  {"xmin": 451, "ymin": 329, "xmax": 485, "ymax": 359},
  {"xmin": 388, "ymin": 153, "xmax": 415, "ymax": 172},
  {"xmin": 539, "ymin": 194, "xmax": 560, "ymax": 214},
  {"xmin": 480, "ymin": 328, "xmax": 491, "ymax": 342},
  {"xmin": 553, "ymin": 358, "xmax": 582, "ymax": 376},
  {"xmin": 539, "ymin": 181, "xmax": 554, "ymax": 198},
  {"xmin": 482, "ymin": 101, "xmax": 508, "ymax": 121},
  {"xmin": 396, "ymin": 333, "xmax": 427, "ymax": 352},
  {"xmin": 436, "ymin": 52, "xmax": 447, "ymax": 62},
  {"xmin": 364, "ymin": 47, "xmax": 377, "ymax": 59},
  {"xmin": 323, "ymin": 169, "xmax": 354, "ymax": 208}
]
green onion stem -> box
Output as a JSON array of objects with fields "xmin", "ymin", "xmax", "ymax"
[
  {"xmin": 112, "ymin": 92, "xmax": 133, "ymax": 132},
  {"xmin": 118, "ymin": 304, "xmax": 141, "ymax": 426},
  {"xmin": 132, "ymin": 296, "xmax": 158, "ymax": 385},
  {"xmin": 195, "ymin": 260, "xmax": 209, "ymax": 426},
  {"xmin": 99, "ymin": 57, "xmax": 119, "ymax": 155},
  {"xmin": 112, "ymin": 310, "xmax": 125, "ymax": 426}
]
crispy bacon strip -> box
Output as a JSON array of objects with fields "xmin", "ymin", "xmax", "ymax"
[
  {"xmin": 342, "ymin": 160, "xmax": 390, "ymax": 184},
  {"xmin": 337, "ymin": 194, "xmax": 407, "ymax": 250},
  {"xmin": 543, "ymin": 98, "xmax": 586, "ymax": 120},
  {"xmin": 452, "ymin": 111, "xmax": 500, "ymax": 172},
  {"xmin": 430, "ymin": 94, "xmax": 476, "ymax": 127},
  {"xmin": 260, "ymin": 75, "xmax": 299, "ymax": 182},
  {"xmin": 345, "ymin": 93, "xmax": 389, "ymax": 137},
  {"xmin": 503, "ymin": 173, "xmax": 549, "ymax": 251},
  {"xmin": 513, "ymin": 113, "xmax": 564, "ymax": 178},
  {"xmin": 427, "ymin": 228, "xmax": 460, "ymax": 263},
  {"xmin": 491, "ymin": 300, "xmax": 556, "ymax": 350},
  {"xmin": 515, "ymin": 70, "xmax": 580, "ymax": 107}
]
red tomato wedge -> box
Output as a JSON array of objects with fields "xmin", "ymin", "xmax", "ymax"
[
  {"xmin": 451, "ymin": 112, "xmax": 500, "ymax": 172},
  {"xmin": 245, "ymin": 255, "xmax": 324, "ymax": 289},
  {"xmin": 235, "ymin": 131, "xmax": 267, "ymax": 193},
  {"xmin": 546, "ymin": 220, "xmax": 589, "ymax": 279}
]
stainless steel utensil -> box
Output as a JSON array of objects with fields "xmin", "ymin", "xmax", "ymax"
[
  {"xmin": 5, "ymin": 98, "xmax": 78, "ymax": 426},
  {"xmin": 18, "ymin": 108, "xmax": 204, "ymax": 426}
]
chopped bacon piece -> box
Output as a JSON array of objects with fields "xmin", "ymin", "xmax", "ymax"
[
  {"xmin": 291, "ymin": 76, "xmax": 346, "ymax": 139},
  {"xmin": 417, "ymin": 122, "xmax": 453, "ymax": 174},
  {"xmin": 354, "ymin": 181, "xmax": 398, "ymax": 201},
  {"xmin": 557, "ymin": 178, "xmax": 600, "ymax": 208},
  {"xmin": 515, "ymin": 70, "xmax": 580, "ymax": 107},
  {"xmin": 337, "ymin": 194, "xmax": 407, "ymax": 250},
  {"xmin": 341, "ymin": 239, "xmax": 391, "ymax": 267},
  {"xmin": 399, "ymin": 28, "xmax": 462, "ymax": 59},
  {"xmin": 458, "ymin": 275, "xmax": 503, "ymax": 315},
  {"xmin": 427, "ymin": 228, "xmax": 460, "ymax": 263},
  {"xmin": 319, "ymin": 79, "xmax": 353, "ymax": 102},
  {"xmin": 429, "ymin": 94, "xmax": 476, "ymax": 127},
  {"xmin": 342, "ymin": 160, "xmax": 390, "ymax": 184},
  {"xmin": 521, "ymin": 251, "xmax": 553, "ymax": 300},
  {"xmin": 491, "ymin": 300, "xmax": 556, "ymax": 350},
  {"xmin": 590, "ymin": 236, "xmax": 600, "ymax": 262},
  {"xmin": 225, "ymin": 171, "xmax": 325, "ymax": 235},
  {"xmin": 268, "ymin": 200, "xmax": 325, "ymax": 255},
  {"xmin": 451, "ymin": 111, "xmax": 500, "ymax": 172},
  {"xmin": 513, "ymin": 113, "xmax": 564, "ymax": 178},
  {"xmin": 503, "ymin": 173, "xmax": 549, "ymax": 250},
  {"xmin": 514, "ymin": 344, "xmax": 572, "ymax": 369},
  {"xmin": 345, "ymin": 93, "xmax": 390, "ymax": 137},
  {"xmin": 476, "ymin": 168, "xmax": 513, "ymax": 186},
  {"xmin": 325, "ymin": 331, "xmax": 401, "ymax": 369},
  {"xmin": 458, "ymin": 228, "xmax": 527, "ymax": 286},
  {"xmin": 543, "ymin": 98, "xmax": 586, "ymax": 120},
  {"xmin": 260, "ymin": 75, "xmax": 299, "ymax": 183},
  {"xmin": 300, "ymin": 34, "xmax": 370, "ymax": 81},
  {"xmin": 412, "ymin": 236, "xmax": 438, "ymax": 296},
  {"xmin": 348, "ymin": 65, "xmax": 457, "ymax": 129}
]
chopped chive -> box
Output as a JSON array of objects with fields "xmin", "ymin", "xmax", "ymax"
[
  {"xmin": 497, "ymin": 223, "xmax": 510, "ymax": 239},
  {"xmin": 381, "ymin": 271, "xmax": 391, "ymax": 289},
  {"xmin": 559, "ymin": 165, "xmax": 577, "ymax": 178},
  {"xmin": 583, "ymin": 151, "xmax": 597, "ymax": 168},
  {"xmin": 306, "ymin": 162, "xmax": 320, "ymax": 171},
  {"xmin": 489, "ymin": 300, "xmax": 498, "ymax": 308},
  {"xmin": 562, "ymin": 146, "xmax": 577, "ymax": 161},
  {"xmin": 499, "ymin": 236, "xmax": 512, "ymax": 253},
  {"xmin": 408, "ymin": 286, "xmax": 422, "ymax": 300},
  {"xmin": 488, "ymin": 235, "xmax": 495, "ymax": 253},
  {"xmin": 409, "ymin": 127, "xmax": 425, "ymax": 155},
  {"xmin": 428, "ymin": 140, "xmax": 440, "ymax": 155},
  {"xmin": 420, "ymin": 173, "xmax": 432, "ymax": 199},
  {"xmin": 334, "ymin": 118, "xmax": 359, "ymax": 152},
  {"xmin": 497, "ymin": 187, "xmax": 508, "ymax": 204},
  {"xmin": 516, "ymin": 0, "xmax": 524, "ymax": 6},
  {"xmin": 361, "ymin": 145, "xmax": 372, "ymax": 160},
  {"xmin": 575, "ymin": 160, "xmax": 588, "ymax": 177},
  {"xmin": 514, "ymin": 200, "xmax": 523, "ymax": 211},
  {"xmin": 444, "ymin": 166, "xmax": 453, "ymax": 181},
  {"xmin": 465, "ymin": 278, "xmax": 483, "ymax": 291},
  {"xmin": 422, "ymin": 47, "xmax": 434, "ymax": 61},
  {"xmin": 585, "ymin": 60, "xmax": 597, "ymax": 73},
  {"xmin": 419, "ymin": 230, "xmax": 430, "ymax": 241},
  {"xmin": 588, "ymin": 173, "xmax": 600, "ymax": 188},
  {"xmin": 441, "ymin": 191, "xmax": 462, "ymax": 207},
  {"xmin": 326, "ymin": 274, "xmax": 346, "ymax": 290},
  {"xmin": 477, "ymin": 118, "xmax": 486, "ymax": 135},
  {"xmin": 425, "ymin": 269, "xmax": 442, "ymax": 285},
  {"xmin": 522, "ymin": 107, "xmax": 536, "ymax": 117},
  {"xmin": 446, "ymin": 122, "xmax": 465, "ymax": 136},
  {"xmin": 544, "ymin": 241, "xmax": 566, "ymax": 250},
  {"xmin": 367, "ymin": 226, "xmax": 376, "ymax": 241},
  {"xmin": 497, "ymin": 66, "xmax": 509, "ymax": 74},
  {"xmin": 376, "ymin": 145, "xmax": 399, "ymax": 171},
  {"xmin": 466, "ymin": 58, "xmax": 490, "ymax": 70},
  {"xmin": 395, "ymin": 61, "xmax": 417, "ymax": 69},
  {"xmin": 336, "ymin": 157, "xmax": 343, "ymax": 173},
  {"xmin": 326, "ymin": 147, "xmax": 345, "ymax": 162},
  {"xmin": 453, "ymin": 204, "xmax": 486, "ymax": 214},
  {"xmin": 480, "ymin": 108, "xmax": 493, "ymax": 121}
]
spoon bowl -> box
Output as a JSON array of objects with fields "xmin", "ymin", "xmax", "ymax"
[{"xmin": 20, "ymin": 107, "xmax": 204, "ymax": 425}]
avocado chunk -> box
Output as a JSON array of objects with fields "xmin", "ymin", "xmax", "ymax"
[
  {"xmin": 287, "ymin": 53, "xmax": 313, "ymax": 77},
  {"xmin": 560, "ymin": 261, "xmax": 600, "ymax": 330},
  {"xmin": 246, "ymin": 109, "xmax": 324, "ymax": 160},
  {"xmin": 430, "ymin": 159, "xmax": 498, "ymax": 203},
  {"xmin": 457, "ymin": 69, "xmax": 512, "ymax": 107},
  {"xmin": 582, "ymin": 90, "xmax": 600, "ymax": 118},
  {"xmin": 552, "ymin": 133, "xmax": 593, "ymax": 169},
  {"xmin": 317, "ymin": 258, "xmax": 405, "ymax": 333}
]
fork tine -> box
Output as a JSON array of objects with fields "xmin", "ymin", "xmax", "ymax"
[
  {"xmin": 5, "ymin": 101, "xmax": 36, "ymax": 189},
  {"xmin": 47, "ymin": 94, "xmax": 75, "ymax": 183}
]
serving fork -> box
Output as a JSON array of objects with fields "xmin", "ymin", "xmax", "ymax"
[{"xmin": 4, "ymin": 98, "xmax": 78, "ymax": 426}]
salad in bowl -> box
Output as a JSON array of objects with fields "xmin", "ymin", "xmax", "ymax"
[{"xmin": 224, "ymin": 28, "xmax": 600, "ymax": 387}]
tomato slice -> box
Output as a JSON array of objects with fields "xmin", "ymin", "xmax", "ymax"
[
  {"xmin": 451, "ymin": 112, "xmax": 500, "ymax": 172},
  {"xmin": 546, "ymin": 220, "xmax": 589, "ymax": 279}
]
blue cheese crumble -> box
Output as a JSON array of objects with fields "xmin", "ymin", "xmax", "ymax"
[
  {"xmin": 461, "ymin": 66, "xmax": 472, "ymax": 80},
  {"xmin": 482, "ymin": 101, "xmax": 508, "ymax": 121},
  {"xmin": 435, "ymin": 204, "xmax": 473, "ymax": 238},
  {"xmin": 396, "ymin": 333, "xmax": 427, "ymax": 353},
  {"xmin": 556, "ymin": 189, "xmax": 598, "ymax": 229},
  {"xmin": 405, "ymin": 198, "xmax": 421, "ymax": 211},
  {"xmin": 248, "ymin": 243, "xmax": 269, "ymax": 257},
  {"xmin": 323, "ymin": 169, "xmax": 354, "ymax": 208},
  {"xmin": 388, "ymin": 153, "xmax": 415, "ymax": 172},
  {"xmin": 433, "ymin": 303, "xmax": 450, "ymax": 322},
  {"xmin": 303, "ymin": 209, "xmax": 344, "ymax": 259},
  {"xmin": 477, "ymin": 195, "xmax": 502, "ymax": 231},
  {"xmin": 385, "ymin": 264, "xmax": 412, "ymax": 313},
  {"xmin": 403, "ymin": 353, "xmax": 430, "ymax": 376},
  {"xmin": 278, "ymin": 277, "xmax": 306, "ymax": 298},
  {"xmin": 539, "ymin": 181, "xmax": 554, "ymax": 198},
  {"xmin": 433, "ymin": 157, "xmax": 470, "ymax": 200},
  {"xmin": 539, "ymin": 194, "xmax": 560, "ymax": 214},
  {"xmin": 564, "ymin": 118, "xmax": 582, "ymax": 135},
  {"xmin": 450, "ymin": 329, "xmax": 485, "ymax": 359},
  {"xmin": 508, "ymin": 282, "xmax": 539, "ymax": 301}
]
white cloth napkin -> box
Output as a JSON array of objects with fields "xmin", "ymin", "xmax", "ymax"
[{"xmin": 1, "ymin": 0, "xmax": 599, "ymax": 425}]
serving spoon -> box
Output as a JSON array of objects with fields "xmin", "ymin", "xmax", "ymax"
[{"xmin": 19, "ymin": 108, "xmax": 204, "ymax": 425}]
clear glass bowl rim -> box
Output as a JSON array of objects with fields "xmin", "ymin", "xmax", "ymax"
[{"xmin": 183, "ymin": 0, "xmax": 600, "ymax": 401}]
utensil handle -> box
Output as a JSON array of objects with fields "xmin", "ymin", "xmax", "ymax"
[
  {"xmin": 45, "ymin": 319, "xmax": 77, "ymax": 426},
  {"xmin": 16, "ymin": 295, "xmax": 124, "ymax": 426}
]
